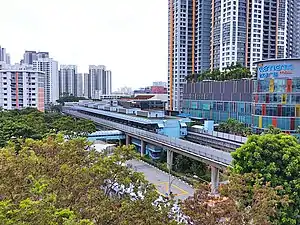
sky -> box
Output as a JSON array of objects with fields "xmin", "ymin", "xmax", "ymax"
[{"xmin": 0, "ymin": 0, "xmax": 168, "ymax": 90}]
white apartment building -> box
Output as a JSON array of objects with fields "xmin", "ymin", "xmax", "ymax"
[
  {"xmin": 0, "ymin": 64, "xmax": 45, "ymax": 111},
  {"xmin": 33, "ymin": 58, "xmax": 59, "ymax": 105},
  {"xmin": 211, "ymin": 0, "xmax": 300, "ymax": 72},
  {"xmin": 59, "ymin": 65, "xmax": 77, "ymax": 96},
  {"xmin": 76, "ymin": 73, "xmax": 83, "ymax": 97},
  {"xmin": 86, "ymin": 65, "xmax": 112, "ymax": 99}
]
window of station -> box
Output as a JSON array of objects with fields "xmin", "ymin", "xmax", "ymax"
[
  {"xmin": 274, "ymin": 79, "xmax": 286, "ymax": 93},
  {"xmin": 292, "ymin": 79, "xmax": 300, "ymax": 92},
  {"xmin": 291, "ymin": 94, "xmax": 300, "ymax": 104},
  {"xmin": 257, "ymin": 80, "xmax": 269, "ymax": 92}
]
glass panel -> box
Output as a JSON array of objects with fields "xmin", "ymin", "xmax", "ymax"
[
  {"xmin": 274, "ymin": 79, "xmax": 286, "ymax": 93},
  {"xmin": 292, "ymin": 79, "xmax": 300, "ymax": 92}
]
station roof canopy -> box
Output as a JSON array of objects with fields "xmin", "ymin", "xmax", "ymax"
[{"xmin": 74, "ymin": 106, "xmax": 159, "ymax": 126}]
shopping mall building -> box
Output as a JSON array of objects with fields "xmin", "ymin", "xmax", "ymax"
[{"xmin": 182, "ymin": 58, "xmax": 300, "ymax": 134}]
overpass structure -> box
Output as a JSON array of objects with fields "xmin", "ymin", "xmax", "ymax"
[{"xmin": 63, "ymin": 106, "xmax": 233, "ymax": 193}]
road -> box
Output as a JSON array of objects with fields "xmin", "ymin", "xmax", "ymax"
[{"xmin": 127, "ymin": 159, "xmax": 195, "ymax": 200}]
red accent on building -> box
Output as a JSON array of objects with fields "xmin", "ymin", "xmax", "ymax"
[
  {"xmin": 272, "ymin": 117, "xmax": 277, "ymax": 127},
  {"xmin": 255, "ymin": 94, "xmax": 258, "ymax": 103},
  {"xmin": 277, "ymin": 105, "xmax": 282, "ymax": 116},
  {"xmin": 287, "ymin": 79, "xmax": 292, "ymax": 92},
  {"xmin": 290, "ymin": 117, "xmax": 295, "ymax": 130},
  {"xmin": 266, "ymin": 94, "xmax": 270, "ymax": 103},
  {"xmin": 262, "ymin": 104, "xmax": 266, "ymax": 115}
]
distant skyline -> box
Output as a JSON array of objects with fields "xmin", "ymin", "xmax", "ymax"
[{"xmin": 0, "ymin": 0, "xmax": 168, "ymax": 90}]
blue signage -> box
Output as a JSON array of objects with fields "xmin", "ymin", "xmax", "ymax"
[{"xmin": 257, "ymin": 63, "xmax": 295, "ymax": 79}]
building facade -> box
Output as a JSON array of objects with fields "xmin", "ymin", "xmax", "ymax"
[
  {"xmin": 23, "ymin": 51, "xmax": 49, "ymax": 65},
  {"xmin": 211, "ymin": 0, "xmax": 300, "ymax": 73},
  {"xmin": 59, "ymin": 65, "xmax": 77, "ymax": 96},
  {"xmin": 153, "ymin": 81, "xmax": 167, "ymax": 87},
  {"xmin": 84, "ymin": 65, "xmax": 112, "ymax": 99},
  {"xmin": 183, "ymin": 79, "xmax": 253, "ymax": 125},
  {"xmin": 211, "ymin": 0, "xmax": 247, "ymax": 70},
  {"xmin": 33, "ymin": 58, "xmax": 59, "ymax": 105},
  {"xmin": 168, "ymin": 0, "xmax": 212, "ymax": 112},
  {"xmin": 76, "ymin": 73, "xmax": 83, "ymax": 97},
  {"xmin": 0, "ymin": 46, "xmax": 11, "ymax": 64},
  {"xmin": 0, "ymin": 64, "xmax": 45, "ymax": 111},
  {"xmin": 183, "ymin": 58, "xmax": 300, "ymax": 134}
]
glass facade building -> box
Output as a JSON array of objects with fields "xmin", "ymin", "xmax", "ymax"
[
  {"xmin": 183, "ymin": 79, "xmax": 253, "ymax": 127},
  {"xmin": 252, "ymin": 78, "xmax": 300, "ymax": 133},
  {"xmin": 183, "ymin": 58, "xmax": 300, "ymax": 134}
]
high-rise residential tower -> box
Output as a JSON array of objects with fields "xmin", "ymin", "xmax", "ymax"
[
  {"xmin": 210, "ymin": 0, "xmax": 300, "ymax": 72},
  {"xmin": 168, "ymin": 0, "xmax": 212, "ymax": 111},
  {"xmin": 59, "ymin": 65, "xmax": 77, "ymax": 96},
  {"xmin": 211, "ymin": 0, "xmax": 247, "ymax": 70},
  {"xmin": 245, "ymin": 0, "xmax": 300, "ymax": 71},
  {"xmin": 83, "ymin": 73, "xmax": 90, "ymax": 98},
  {"xmin": 33, "ymin": 58, "xmax": 59, "ymax": 104},
  {"xmin": 23, "ymin": 51, "xmax": 49, "ymax": 65},
  {"xmin": 85, "ymin": 65, "xmax": 112, "ymax": 99},
  {"xmin": 0, "ymin": 46, "xmax": 11, "ymax": 64},
  {"xmin": 76, "ymin": 73, "xmax": 83, "ymax": 97}
]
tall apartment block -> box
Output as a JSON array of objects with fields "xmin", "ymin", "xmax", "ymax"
[
  {"xmin": 211, "ymin": 0, "xmax": 247, "ymax": 70},
  {"xmin": 22, "ymin": 51, "xmax": 49, "ymax": 65},
  {"xmin": 211, "ymin": 0, "xmax": 300, "ymax": 72},
  {"xmin": 83, "ymin": 73, "xmax": 90, "ymax": 98},
  {"xmin": 59, "ymin": 65, "xmax": 77, "ymax": 96},
  {"xmin": 84, "ymin": 65, "xmax": 112, "ymax": 99},
  {"xmin": 168, "ymin": 0, "xmax": 212, "ymax": 111},
  {"xmin": 0, "ymin": 64, "xmax": 45, "ymax": 111},
  {"xmin": 76, "ymin": 73, "xmax": 83, "ymax": 97},
  {"xmin": 245, "ymin": 0, "xmax": 300, "ymax": 72},
  {"xmin": 33, "ymin": 58, "xmax": 59, "ymax": 105},
  {"xmin": 0, "ymin": 46, "xmax": 11, "ymax": 64}
]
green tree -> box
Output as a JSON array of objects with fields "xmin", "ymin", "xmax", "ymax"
[
  {"xmin": 0, "ymin": 136, "xmax": 177, "ymax": 225},
  {"xmin": 53, "ymin": 116, "xmax": 96, "ymax": 138},
  {"xmin": 264, "ymin": 125, "xmax": 282, "ymax": 135},
  {"xmin": 56, "ymin": 96, "xmax": 87, "ymax": 105},
  {"xmin": 182, "ymin": 173, "xmax": 288, "ymax": 225},
  {"xmin": 231, "ymin": 133, "xmax": 300, "ymax": 224}
]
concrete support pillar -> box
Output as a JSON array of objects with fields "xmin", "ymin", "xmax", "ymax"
[
  {"xmin": 125, "ymin": 134, "xmax": 131, "ymax": 146},
  {"xmin": 141, "ymin": 140, "xmax": 146, "ymax": 157},
  {"xmin": 167, "ymin": 149, "xmax": 173, "ymax": 171},
  {"xmin": 211, "ymin": 166, "xmax": 220, "ymax": 194}
]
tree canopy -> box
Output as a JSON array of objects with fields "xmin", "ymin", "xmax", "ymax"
[
  {"xmin": 57, "ymin": 95, "xmax": 87, "ymax": 105},
  {"xmin": 186, "ymin": 63, "xmax": 252, "ymax": 82},
  {"xmin": 231, "ymin": 133, "xmax": 300, "ymax": 224},
  {"xmin": 0, "ymin": 136, "xmax": 177, "ymax": 225},
  {"xmin": 0, "ymin": 108, "xmax": 96, "ymax": 147},
  {"xmin": 217, "ymin": 118, "xmax": 252, "ymax": 137},
  {"xmin": 182, "ymin": 173, "xmax": 288, "ymax": 225}
]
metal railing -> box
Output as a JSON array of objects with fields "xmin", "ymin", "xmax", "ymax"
[{"xmin": 64, "ymin": 109, "xmax": 232, "ymax": 167}]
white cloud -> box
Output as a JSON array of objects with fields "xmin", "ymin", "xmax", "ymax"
[{"xmin": 0, "ymin": 0, "xmax": 168, "ymax": 90}]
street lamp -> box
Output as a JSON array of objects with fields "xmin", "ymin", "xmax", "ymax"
[{"xmin": 167, "ymin": 162, "xmax": 176, "ymax": 197}]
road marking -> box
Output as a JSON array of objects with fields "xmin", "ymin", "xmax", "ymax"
[{"xmin": 154, "ymin": 182, "xmax": 189, "ymax": 197}]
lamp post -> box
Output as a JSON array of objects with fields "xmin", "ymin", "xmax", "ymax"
[{"xmin": 167, "ymin": 162, "xmax": 176, "ymax": 197}]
